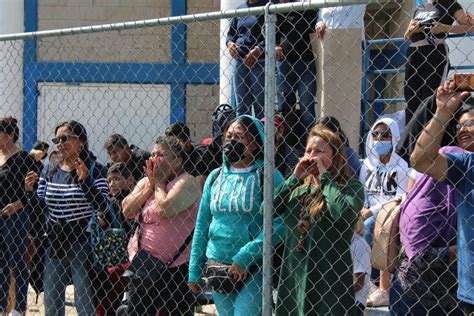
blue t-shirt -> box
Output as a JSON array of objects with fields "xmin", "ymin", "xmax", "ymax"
[{"xmin": 443, "ymin": 152, "xmax": 474, "ymax": 304}]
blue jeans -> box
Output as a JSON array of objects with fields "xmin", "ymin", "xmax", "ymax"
[
  {"xmin": 277, "ymin": 60, "xmax": 317, "ymax": 137},
  {"xmin": 389, "ymin": 272, "xmax": 462, "ymax": 316},
  {"xmin": 0, "ymin": 211, "xmax": 31, "ymax": 313},
  {"xmin": 363, "ymin": 215, "xmax": 376, "ymax": 246},
  {"xmin": 212, "ymin": 269, "xmax": 263, "ymax": 316},
  {"xmin": 232, "ymin": 58, "xmax": 265, "ymax": 119},
  {"xmin": 44, "ymin": 239, "xmax": 95, "ymax": 316}
]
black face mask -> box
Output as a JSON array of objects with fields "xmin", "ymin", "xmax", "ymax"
[{"xmin": 223, "ymin": 140, "xmax": 246, "ymax": 163}]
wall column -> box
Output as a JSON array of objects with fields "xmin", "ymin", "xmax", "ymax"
[{"xmin": 220, "ymin": 0, "xmax": 243, "ymax": 105}]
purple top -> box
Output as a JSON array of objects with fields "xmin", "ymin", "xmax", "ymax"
[{"xmin": 399, "ymin": 146, "xmax": 463, "ymax": 260}]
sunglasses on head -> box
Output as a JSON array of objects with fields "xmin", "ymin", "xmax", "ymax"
[
  {"xmin": 371, "ymin": 131, "xmax": 392, "ymax": 139},
  {"xmin": 456, "ymin": 120, "xmax": 474, "ymax": 130},
  {"xmin": 52, "ymin": 135, "xmax": 78, "ymax": 144}
]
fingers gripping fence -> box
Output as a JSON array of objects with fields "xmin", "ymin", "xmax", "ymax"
[{"xmin": 0, "ymin": 0, "xmax": 473, "ymax": 315}]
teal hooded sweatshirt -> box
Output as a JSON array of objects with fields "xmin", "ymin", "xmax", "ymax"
[{"xmin": 188, "ymin": 115, "xmax": 285, "ymax": 282}]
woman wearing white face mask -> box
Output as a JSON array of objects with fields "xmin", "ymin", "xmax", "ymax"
[{"xmin": 359, "ymin": 117, "xmax": 411, "ymax": 307}]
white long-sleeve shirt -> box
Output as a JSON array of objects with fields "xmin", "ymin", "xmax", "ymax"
[{"xmin": 318, "ymin": 5, "xmax": 366, "ymax": 30}]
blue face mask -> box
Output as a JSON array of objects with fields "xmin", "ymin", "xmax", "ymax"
[{"xmin": 372, "ymin": 141, "xmax": 392, "ymax": 156}]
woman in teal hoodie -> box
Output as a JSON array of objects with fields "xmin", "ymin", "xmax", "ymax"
[{"xmin": 188, "ymin": 115, "xmax": 284, "ymax": 316}]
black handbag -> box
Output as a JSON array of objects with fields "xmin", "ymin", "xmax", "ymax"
[
  {"xmin": 204, "ymin": 261, "xmax": 256, "ymax": 294},
  {"xmin": 126, "ymin": 248, "xmax": 167, "ymax": 280},
  {"xmin": 125, "ymin": 211, "xmax": 194, "ymax": 281}
]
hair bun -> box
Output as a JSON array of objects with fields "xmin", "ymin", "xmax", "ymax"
[{"xmin": 3, "ymin": 116, "xmax": 18, "ymax": 125}]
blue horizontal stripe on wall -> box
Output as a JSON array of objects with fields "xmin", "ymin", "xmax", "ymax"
[
  {"xmin": 26, "ymin": 62, "xmax": 219, "ymax": 85},
  {"xmin": 23, "ymin": 0, "xmax": 220, "ymax": 150}
]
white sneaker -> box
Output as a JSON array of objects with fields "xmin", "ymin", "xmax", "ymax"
[
  {"xmin": 368, "ymin": 281, "xmax": 378, "ymax": 296},
  {"xmin": 366, "ymin": 288, "xmax": 389, "ymax": 307},
  {"xmin": 9, "ymin": 310, "xmax": 25, "ymax": 316}
]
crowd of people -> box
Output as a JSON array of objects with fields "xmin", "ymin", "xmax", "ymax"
[
  {"xmin": 0, "ymin": 1, "xmax": 473, "ymax": 316},
  {"xmin": 0, "ymin": 84, "xmax": 472, "ymax": 315}
]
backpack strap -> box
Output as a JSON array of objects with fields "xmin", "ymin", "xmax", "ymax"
[
  {"xmin": 166, "ymin": 229, "xmax": 194, "ymax": 266},
  {"xmin": 208, "ymin": 167, "xmax": 223, "ymax": 188},
  {"xmin": 107, "ymin": 202, "xmax": 121, "ymax": 229},
  {"xmin": 88, "ymin": 162, "xmax": 96, "ymax": 179}
]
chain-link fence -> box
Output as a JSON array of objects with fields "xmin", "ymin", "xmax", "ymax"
[{"xmin": 0, "ymin": 0, "xmax": 473, "ymax": 315}]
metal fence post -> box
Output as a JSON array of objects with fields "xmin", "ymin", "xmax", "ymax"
[{"xmin": 263, "ymin": 3, "xmax": 276, "ymax": 316}]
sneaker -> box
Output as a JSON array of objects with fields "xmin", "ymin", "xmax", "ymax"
[
  {"xmin": 9, "ymin": 310, "xmax": 25, "ymax": 316},
  {"xmin": 366, "ymin": 289, "xmax": 389, "ymax": 307}
]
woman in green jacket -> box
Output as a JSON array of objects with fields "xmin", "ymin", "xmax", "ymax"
[{"xmin": 274, "ymin": 126, "xmax": 365, "ymax": 316}]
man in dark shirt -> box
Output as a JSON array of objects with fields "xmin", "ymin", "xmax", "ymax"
[
  {"xmin": 165, "ymin": 122, "xmax": 207, "ymax": 179},
  {"xmin": 260, "ymin": 115, "xmax": 301, "ymax": 178},
  {"xmin": 104, "ymin": 133, "xmax": 149, "ymax": 184},
  {"xmin": 276, "ymin": 1, "xmax": 318, "ymax": 145}
]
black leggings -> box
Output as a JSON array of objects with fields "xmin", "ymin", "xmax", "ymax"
[
  {"xmin": 127, "ymin": 263, "xmax": 195, "ymax": 316},
  {"xmin": 404, "ymin": 44, "xmax": 448, "ymax": 125}
]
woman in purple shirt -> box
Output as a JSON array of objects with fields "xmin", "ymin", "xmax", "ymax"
[{"xmin": 390, "ymin": 103, "xmax": 474, "ymax": 315}]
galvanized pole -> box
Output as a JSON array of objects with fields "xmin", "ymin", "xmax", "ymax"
[{"xmin": 262, "ymin": 3, "xmax": 276, "ymax": 316}]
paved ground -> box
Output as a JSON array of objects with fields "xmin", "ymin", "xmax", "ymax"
[
  {"xmin": 27, "ymin": 285, "xmax": 77, "ymax": 315},
  {"xmin": 25, "ymin": 285, "xmax": 388, "ymax": 315}
]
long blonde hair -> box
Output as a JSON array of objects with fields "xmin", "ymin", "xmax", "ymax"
[{"xmin": 302, "ymin": 127, "xmax": 350, "ymax": 218}]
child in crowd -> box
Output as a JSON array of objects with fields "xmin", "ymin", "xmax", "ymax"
[
  {"xmin": 29, "ymin": 140, "xmax": 49, "ymax": 172},
  {"xmin": 351, "ymin": 217, "xmax": 372, "ymax": 316},
  {"xmin": 48, "ymin": 150, "xmax": 61, "ymax": 165},
  {"xmin": 95, "ymin": 162, "xmax": 135, "ymax": 316}
]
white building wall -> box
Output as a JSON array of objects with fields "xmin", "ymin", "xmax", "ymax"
[{"xmin": 0, "ymin": 0, "xmax": 24, "ymax": 141}]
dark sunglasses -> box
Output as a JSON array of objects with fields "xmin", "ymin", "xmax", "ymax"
[
  {"xmin": 456, "ymin": 120, "xmax": 474, "ymax": 130},
  {"xmin": 371, "ymin": 131, "xmax": 392, "ymax": 139},
  {"xmin": 52, "ymin": 135, "xmax": 79, "ymax": 144}
]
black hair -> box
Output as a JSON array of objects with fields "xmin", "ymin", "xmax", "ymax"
[
  {"xmin": 0, "ymin": 116, "xmax": 19, "ymax": 142},
  {"xmin": 456, "ymin": 95, "xmax": 474, "ymax": 120},
  {"xmin": 107, "ymin": 162, "xmax": 132, "ymax": 179},
  {"xmin": 315, "ymin": 116, "xmax": 349, "ymax": 145},
  {"xmin": 33, "ymin": 141, "xmax": 50, "ymax": 152},
  {"xmin": 155, "ymin": 135, "xmax": 186, "ymax": 162},
  {"xmin": 225, "ymin": 116, "xmax": 264, "ymax": 160},
  {"xmin": 104, "ymin": 133, "xmax": 129, "ymax": 150},
  {"xmin": 165, "ymin": 122, "xmax": 190, "ymax": 142},
  {"xmin": 49, "ymin": 150, "xmax": 60, "ymax": 158},
  {"xmin": 212, "ymin": 104, "xmax": 236, "ymax": 138},
  {"xmin": 54, "ymin": 120, "xmax": 95, "ymax": 167}
]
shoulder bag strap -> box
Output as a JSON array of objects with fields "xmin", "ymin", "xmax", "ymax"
[{"xmin": 165, "ymin": 229, "xmax": 195, "ymax": 266}]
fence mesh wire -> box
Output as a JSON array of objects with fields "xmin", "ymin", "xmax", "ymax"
[{"xmin": 0, "ymin": 0, "xmax": 473, "ymax": 315}]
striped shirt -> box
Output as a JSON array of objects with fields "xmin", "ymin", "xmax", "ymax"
[{"xmin": 37, "ymin": 163, "xmax": 109, "ymax": 223}]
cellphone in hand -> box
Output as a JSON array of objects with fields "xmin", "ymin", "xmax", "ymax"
[{"xmin": 454, "ymin": 73, "xmax": 474, "ymax": 92}]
